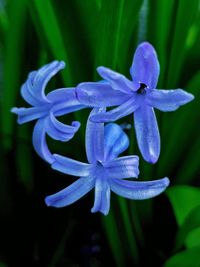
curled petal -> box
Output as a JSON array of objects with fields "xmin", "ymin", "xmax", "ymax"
[
  {"xmin": 109, "ymin": 177, "xmax": 170, "ymax": 200},
  {"xmin": 45, "ymin": 112, "xmax": 80, "ymax": 141},
  {"xmin": 32, "ymin": 118, "xmax": 54, "ymax": 164},
  {"xmin": 90, "ymin": 97, "xmax": 138, "ymax": 123},
  {"xmin": 76, "ymin": 82, "xmax": 129, "ymax": 107},
  {"xmin": 104, "ymin": 123, "xmax": 129, "ymax": 161},
  {"xmin": 52, "ymin": 154, "xmax": 91, "ymax": 177},
  {"xmin": 147, "ymin": 89, "xmax": 194, "ymax": 111},
  {"xmin": 104, "ymin": 156, "xmax": 139, "ymax": 179},
  {"xmin": 45, "ymin": 176, "xmax": 95, "ymax": 208},
  {"xmin": 130, "ymin": 42, "xmax": 160, "ymax": 89},
  {"xmin": 97, "ymin": 66, "xmax": 138, "ymax": 93},
  {"xmin": 21, "ymin": 61, "xmax": 65, "ymax": 106},
  {"xmin": 86, "ymin": 108, "xmax": 105, "ymax": 163},
  {"xmin": 11, "ymin": 106, "xmax": 48, "ymax": 124},
  {"xmin": 91, "ymin": 176, "xmax": 111, "ymax": 216},
  {"xmin": 134, "ymin": 106, "xmax": 160, "ymax": 163}
]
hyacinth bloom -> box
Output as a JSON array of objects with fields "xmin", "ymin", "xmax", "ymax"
[
  {"xmin": 45, "ymin": 108, "xmax": 170, "ymax": 215},
  {"xmin": 76, "ymin": 42, "xmax": 194, "ymax": 163},
  {"xmin": 11, "ymin": 61, "xmax": 84, "ymax": 163}
]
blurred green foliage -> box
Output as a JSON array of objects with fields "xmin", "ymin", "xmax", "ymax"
[{"xmin": 1, "ymin": 0, "xmax": 200, "ymax": 266}]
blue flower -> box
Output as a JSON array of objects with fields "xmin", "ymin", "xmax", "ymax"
[
  {"xmin": 11, "ymin": 61, "xmax": 84, "ymax": 163},
  {"xmin": 76, "ymin": 42, "xmax": 194, "ymax": 163},
  {"xmin": 45, "ymin": 108, "xmax": 169, "ymax": 215}
]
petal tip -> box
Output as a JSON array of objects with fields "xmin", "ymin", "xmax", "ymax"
[
  {"xmin": 145, "ymin": 153, "xmax": 159, "ymax": 164},
  {"xmin": 91, "ymin": 207, "xmax": 109, "ymax": 216},
  {"xmin": 11, "ymin": 107, "xmax": 17, "ymax": 114},
  {"xmin": 45, "ymin": 196, "xmax": 52, "ymax": 207},
  {"xmin": 163, "ymin": 177, "xmax": 170, "ymax": 187},
  {"xmin": 96, "ymin": 66, "xmax": 104, "ymax": 73}
]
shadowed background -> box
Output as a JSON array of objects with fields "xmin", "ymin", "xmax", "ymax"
[{"xmin": 0, "ymin": 0, "xmax": 200, "ymax": 266}]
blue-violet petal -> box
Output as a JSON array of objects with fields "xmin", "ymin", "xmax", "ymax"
[
  {"xmin": 134, "ymin": 105, "xmax": 160, "ymax": 164},
  {"xmin": 130, "ymin": 42, "xmax": 160, "ymax": 89},
  {"xmin": 52, "ymin": 154, "xmax": 91, "ymax": 177},
  {"xmin": 147, "ymin": 89, "xmax": 194, "ymax": 111},
  {"xmin": 109, "ymin": 177, "xmax": 170, "ymax": 200},
  {"xmin": 45, "ymin": 176, "xmax": 95, "ymax": 207}
]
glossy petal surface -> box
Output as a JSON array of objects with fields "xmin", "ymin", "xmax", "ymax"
[
  {"xmin": 91, "ymin": 176, "xmax": 110, "ymax": 216},
  {"xmin": 45, "ymin": 176, "xmax": 95, "ymax": 207},
  {"xmin": 48, "ymin": 88, "xmax": 84, "ymax": 116},
  {"xmin": 11, "ymin": 106, "xmax": 48, "ymax": 124},
  {"xmin": 104, "ymin": 123, "xmax": 129, "ymax": 161},
  {"xmin": 109, "ymin": 177, "xmax": 170, "ymax": 200},
  {"xmin": 104, "ymin": 156, "xmax": 139, "ymax": 179},
  {"xmin": 147, "ymin": 89, "xmax": 194, "ymax": 111},
  {"xmin": 76, "ymin": 82, "xmax": 129, "ymax": 107},
  {"xmin": 97, "ymin": 66, "xmax": 138, "ymax": 93},
  {"xmin": 86, "ymin": 108, "xmax": 105, "ymax": 163},
  {"xmin": 21, "ymin": 61, "xmax": 65, "ymax": 105},
  {"xmin": 45, "ymin": 113, "xmax": 80, "ymax": 141},
  {"xmin": 90, "ymin": 97, "xmax": 138, "ymax": 123},
  {"xmin": 130, "ymin": 42, "xmax": 160, "ymax": 89},
  {"xmin": 52, "ymin": 154, "xmax": 91, "ymax": 177},
  {"xmin": 134, "ymin": 106, "xmax": 160, "ymax": 163},
  {"xmin": 32, "ymin": 118, "xmax": 54, "ymax": 164}
]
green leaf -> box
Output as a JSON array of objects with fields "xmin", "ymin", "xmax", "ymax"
[
  {"xmin": 163, "ymin": 245, "xmax": 200, "ymax": 267},
  {"xmin": 102, "ymin": 209, "xmax": 126, "ymax": 267},
  {"xmin": 185, "ymin": 227, "xmax": 200, "ymax": 249},
  {"xmin": 117, "ymin": 197, "xmax": 139, "ymax": 264},
  {"xmin": 157, "ymin": 70, "xmax": 200, "ymax": 180},
  {"xmin": 167, "ymin": 185, "xmax": 200, "ymax": 226},
  {"xmin": 0, "ymin": 3, "xmax": 8, "ymax": 41},
  {"xmin": 29, "ymin": 0, "xmax": 70, "ymax": 84},
  {"xmin": 94, "ymin": 0, "xmax": 142, "ymax": 71},
  {"xmin": 175, "ymin": 205, "xmax": 200, "ymax": 250},
  {"xmin": 148, "ymin": 0, "xmax": 175, "ymax": 87},
  {"xmin": 2, "ymin": 0, "xmax": 27, "ymax": 149},
  {"xmin": 166, "ymin": 0, "xmax": 199, "ymax": 88}
]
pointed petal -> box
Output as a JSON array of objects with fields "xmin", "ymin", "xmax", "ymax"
[
  {"xmin": 109, "ymin": 177, "xmax": 170, "ymax": 200},
  {"xmin": 97, "ymin": 66, "xmax": 138, "ymax": 93},
  {"xmin": 45, "ymin": 176, "xmax": 95, "ymax": 208},
  {"xmin": 45, "ymin": 112, "xmax": 80, "ymax": 141},
  {"xmin": 104, "ymin": 123, "xmax": 129, "ymax": 161},
  {"xmin": 104, "ymin": 156, "xmax": 139, "ymax": 179},
  {"xmin": 86, "ymin": 108, "xmax": 105, "ymax": 163},
  {"xmin": 52, "ymin": 154, "xmax": 91, "ymax": 177},
  {"xmin": 134, "ymin": 106, "xmax": 160, "ymax": 163},
  {"xmin": 130, "ymin": 42, "xmax": 160, "ymax": 89},
  {"xmin": 32, "ymin": 118, "xmax": 54, "ymax": 164},
  {"xmin": 90, "ymin": 97, "xmax": 138, "ymax": 123},
  {"xmin": 147, "ymin": 89, "xmax": 194, "ymax": 111},
  {"xmin": 76, "ymin": 82, "xmax": 130, "ymax": 107},
  {"xmin": 11, "ymin": 106, "xmax": 48, "ymax": 124},
  {"xmin": 47, "ymin": 88, "xmax": 84, "ymax": 116},
  {"xmin": 21, "ymin": 61, "xmax": 65, "ymax": 106},
  {"xmin": 91, "ymin": 176, "xmax": 111, "ymax": 216}
]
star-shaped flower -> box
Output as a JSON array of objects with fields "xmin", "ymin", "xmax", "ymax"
[
  {"xmin": 76, "ymin": 42, "xmax": 194, "ymax": 163},
  {"xmin": 45, "ymin": 108, "xmax": 169, "ymax": 215},
  {"xmin": 12, "ymin": 61, "xmax": 84, "ymax": 163}
]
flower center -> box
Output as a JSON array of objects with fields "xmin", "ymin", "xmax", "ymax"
[{"xmin": 137, "ymin": 83, "xmax": 147, "ymax": 94}]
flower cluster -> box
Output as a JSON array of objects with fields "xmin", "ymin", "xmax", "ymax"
[{"xmin": 12, "ymin": 42, "xmax": 194, "ymax": 215}]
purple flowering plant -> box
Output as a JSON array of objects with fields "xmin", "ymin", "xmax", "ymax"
[
  {"xmin": 12, "ymin": 42, "xmax": 194, "ymax": 215},
  {"xmin": 76, "ymin": 42, "xmax": 194, "ymax": 163}
]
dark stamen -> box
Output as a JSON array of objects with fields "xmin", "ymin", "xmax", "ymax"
[{"xmin": 137, "ymin": 83, "xmax": 147, "ymax": 94}]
